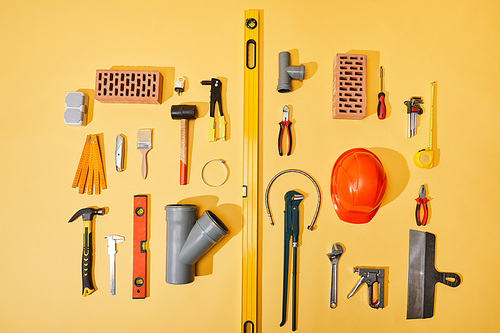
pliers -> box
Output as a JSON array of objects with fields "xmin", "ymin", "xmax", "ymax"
[
  {"xmin": 415, "ymin": 185, "xmax": 429, "ymax": 226},
  {"xmin": 201, "ymin": 78, "xmax": 225, "ymax": 142},
  {"xmin": 278, "ymin": 105, "xmax": 292, "ymax": 156}
]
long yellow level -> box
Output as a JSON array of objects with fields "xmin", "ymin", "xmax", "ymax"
[{"xmin": 242, "ymin": 9, "xmax": 260, "ymax": 333}]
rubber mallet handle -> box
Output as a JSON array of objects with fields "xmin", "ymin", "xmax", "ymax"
[
  {"xmin": 180, "ymin": 118, "xmax": 188, "ymax": 185},
  {"xmin": 171, "ymin": 105, "xmax": 198, "ymax": 185}
]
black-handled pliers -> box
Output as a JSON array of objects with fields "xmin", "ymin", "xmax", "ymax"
[
  {"xmin": 278, "ymin": 105, "xmax": 292, "ymax": 156},
  {"xmin": 415, "ymin": 185, "xmax": 429, "ymax": 226}
]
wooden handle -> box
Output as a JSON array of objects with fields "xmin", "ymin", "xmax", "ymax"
[
  {"xmin": 139, "ymin": 149, "xmax": 150, "ymax": 179},
  {"xmin": 180, "ymin": 119, "xmax": 188, "ymax": 185}
]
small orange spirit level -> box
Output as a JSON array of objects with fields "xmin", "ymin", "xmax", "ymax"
[{"xmin": 133, "ymin": 195, "xmax": 148, "ymax": 299}]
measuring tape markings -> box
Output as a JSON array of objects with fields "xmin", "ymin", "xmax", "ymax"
[
  {"xmin": 72, "ymin": 135, "xmax": 90, "ymax": 188},
  {"xmin": 78, "ymin": 137, "xmax": 91, "ymax": 194},
  {"xmin": 97, "ymin": 135, "xmax": 107, "ymax": 189},
  {"xmin": 413, "ymin": 81, "xmax": 436, "ymax": 168},
  {"xmin": 73, "ymin": 134, "xmax": 106, "ymax": 195},
  {"xmin": 92, "ymin": 135, "xmax": 101, "ymax": 194},
  {"xmin": 87, "ymin": 135, "xmax": 94, "ymax": 195}
]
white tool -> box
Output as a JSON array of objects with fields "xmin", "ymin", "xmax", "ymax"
[
  {"xmin": 115, "ymin": 134, "xmax": 125, "ymax": 172},
  {"xmin": 175, "ymin": 77, "xmax": 186, "ymax": 95},
  {"xmin": 64, "ymin": 91, "xmax": 88, "ymax": 126},
  {"xmin": 105, "ymin": 235, "xmax": 125, "ymax": 295}
]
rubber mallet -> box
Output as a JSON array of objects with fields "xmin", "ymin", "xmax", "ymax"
[{"xmin": 171, "ymin": 105, "xmax": 198, "ymax": 185}]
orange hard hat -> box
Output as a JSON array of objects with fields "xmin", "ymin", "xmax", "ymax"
[{"xmin": 331, "ymin": 148, "xmax": 387, "ymax": 224}]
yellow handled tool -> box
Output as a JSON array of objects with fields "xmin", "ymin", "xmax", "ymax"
[
  {"xmin": 414, "ymin": 81, "xmax": 436, "ymax": 168},
  {"xmin": 68, "ymin": 207, "xmax": 106, "ymax": 296}
]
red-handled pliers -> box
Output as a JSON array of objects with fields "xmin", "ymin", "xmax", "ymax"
[
  {"xmin": 278, "ymin": 105, "xmax": 292, "ymax": 156},
  {"xmin": 415, "ymin": 185, "xmax": 429, "ymax": 226}
]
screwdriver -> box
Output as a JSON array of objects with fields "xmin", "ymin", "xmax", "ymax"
[{"xmin": 377, "ymin": 66, "xmax": 386, "ymax": 119}]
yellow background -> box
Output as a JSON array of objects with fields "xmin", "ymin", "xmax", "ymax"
[{"xmin": 1, "ymin": 0, "xmax": 499, "ymax": 332}]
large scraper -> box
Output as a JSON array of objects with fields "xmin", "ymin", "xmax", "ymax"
[{"xmin": 407, "ymin": 229, "xmax": 461, "ymax": 319}]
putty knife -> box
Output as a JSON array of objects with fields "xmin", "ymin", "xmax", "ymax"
[{"xmin": 407, "ymin": 229, "xmax": 461, "ymax": 319}]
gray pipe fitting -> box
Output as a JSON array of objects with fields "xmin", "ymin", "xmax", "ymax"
[
  {"xmin": 277, "ymin": 51, "xmax": 306, "ymax": 93},
  {"xmin": 165, "ymin": 204, "xmax": 229, "ymax": 285}
]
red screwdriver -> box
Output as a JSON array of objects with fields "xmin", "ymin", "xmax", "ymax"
[{"xmin": 377, "ymin": 66, "xmax": 386, "ymax": 119}]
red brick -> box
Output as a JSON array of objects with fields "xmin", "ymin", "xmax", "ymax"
[
  {"xmin": 95, "ymin": 70, "xmax": 162, "ymax": 104},
  {"xmin": 332, "ymin": 54, "xmax": 366, "ymax": 119}
]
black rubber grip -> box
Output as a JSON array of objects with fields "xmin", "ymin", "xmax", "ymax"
[
  {"xmin": 82, "ymin": 228, "xmax": 95, "ymax": 295},
  {"xmin": 285, "ymin": 122, "xmax": 292, "ymax": 156},
  {"xmin": 278, "ymin": 122, "xmax": 284, "ymax": 156},
  {"xmin": 415, "ymin": 204, "xmax": 422, "ymax": 226}
]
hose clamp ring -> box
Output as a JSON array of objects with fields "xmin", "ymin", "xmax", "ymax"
[{"xmin": 201, "ymin": 159, "xmax": 229, "ymax": 187}]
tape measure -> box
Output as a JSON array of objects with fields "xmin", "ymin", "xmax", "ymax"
[
  {"xmin": 72, "ymin": 134, "xmax": 107, "ymax": 194},
  {"xmin": 414, "ymin": 81, "xmax": 436, "ymax": 169},
  {"xmin": 242, "ymin": 9, "xmax": 260, "ymax": 333}
]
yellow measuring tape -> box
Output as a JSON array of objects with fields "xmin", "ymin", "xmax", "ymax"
[
  {"xmin": 414, "ymin": 81, "xmax": 436, "ymax": 168},
  {"xmin": 72, "ymin": 134, "xmax": 106, "ymax": 195},
  {"xmin": 242, "ymin": 9, "xmax": 260, "ymax": 333}
]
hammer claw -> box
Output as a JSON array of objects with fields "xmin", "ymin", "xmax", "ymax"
[{"xmin": 69, "ymin": 207, "xmax": 106, "ymax": 296}]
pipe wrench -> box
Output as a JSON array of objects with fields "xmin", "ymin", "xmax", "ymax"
[
  {"xmin": 105, "ymin": 235, "xmax": 124, "ymax": 295},
  {"xmin": 201, "ymin": 78, "xmax": 225, "ymax": 142},
  {"xmin": 347, "ymin": 267, "xmax": 386, "ymax": 309},
  {"xmin": 280, "ymin": 190, "xmax": 303, "ymax": 331}
]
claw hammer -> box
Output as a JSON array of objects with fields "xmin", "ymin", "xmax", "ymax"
[{"xmin": 68, "ymin": 207, "xmax": 105, "ymax": 296}]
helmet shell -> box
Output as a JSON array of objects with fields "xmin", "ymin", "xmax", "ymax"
[{"xmin": 331, "ymin": 148, "xmax": 387, "ymax": 223}]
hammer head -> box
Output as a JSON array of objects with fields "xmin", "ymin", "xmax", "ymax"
[
  {"xmin": 68, "ymin": 207, "xmax": 105, "ymax": 223},
  {"xmin": 171, "ymin": 105, "xmax": 197, "ymax": 120}
]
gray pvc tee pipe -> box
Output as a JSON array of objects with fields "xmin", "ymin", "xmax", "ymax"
[
  {"xmin": 277, "ymin": 51, "xmax": 305, "ymax": 93},
  {"xmin": 165, "ymin": 204, "xmax": 229, "ymax": 285}
]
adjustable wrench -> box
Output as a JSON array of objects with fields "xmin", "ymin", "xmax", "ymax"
[
  {"xmin": 327, "ymin": 243, "xmax": 344, "ymax": 309},
  {"xmin": 105, "ymin": 235, "xmax": 124, "ymax": 295}
]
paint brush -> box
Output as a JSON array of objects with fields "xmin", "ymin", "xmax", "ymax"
[{"xmin": 137, "ymin": 129, "xmax": 152, "ymax": 179}]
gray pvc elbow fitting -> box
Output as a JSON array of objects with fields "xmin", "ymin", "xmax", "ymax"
[
  {"xmin": 277, "ymin": 51, "xmax": 305, "ymax": 93},
  {"xmin": 165, "ymin": 204, "xmax": 229, "ymax": 285}
]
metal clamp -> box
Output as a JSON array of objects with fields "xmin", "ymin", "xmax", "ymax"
[{"xmin": 201, "ymin": 159, "xmax": 229, "ymax": 187}]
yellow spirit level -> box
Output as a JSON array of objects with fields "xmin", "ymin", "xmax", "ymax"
[{"xmin": 242, "ymin": 9, "xmax": 260, "ymax": 333}]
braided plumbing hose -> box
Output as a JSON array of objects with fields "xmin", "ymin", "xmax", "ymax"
[{"xmin": 265, "ymin": 169, "xmax": 321, "ymax": 231}]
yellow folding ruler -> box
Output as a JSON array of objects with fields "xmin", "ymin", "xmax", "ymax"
[
  {"xmin": 72, "ymin": 134, "xmax": 107, "ymax": 195},
  {"xmin": 242, "ymin": 9, "xmax": 260, "ymax": 333}
]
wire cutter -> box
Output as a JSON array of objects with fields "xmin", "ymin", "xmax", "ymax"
[
  {"xmin": 278, "ymin": 105, "xmax": 292, "ymax": 156},
  {"xmin": 280, "ymin": 190, "xmax": 303, "ymax": 331},
  {"xmin": 201, "ymin": 78, "xmax": 225, "ymax": 142},
  {"xmin": 415, "ymin": 185, "xmax": 429, "ymax": 226}
]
